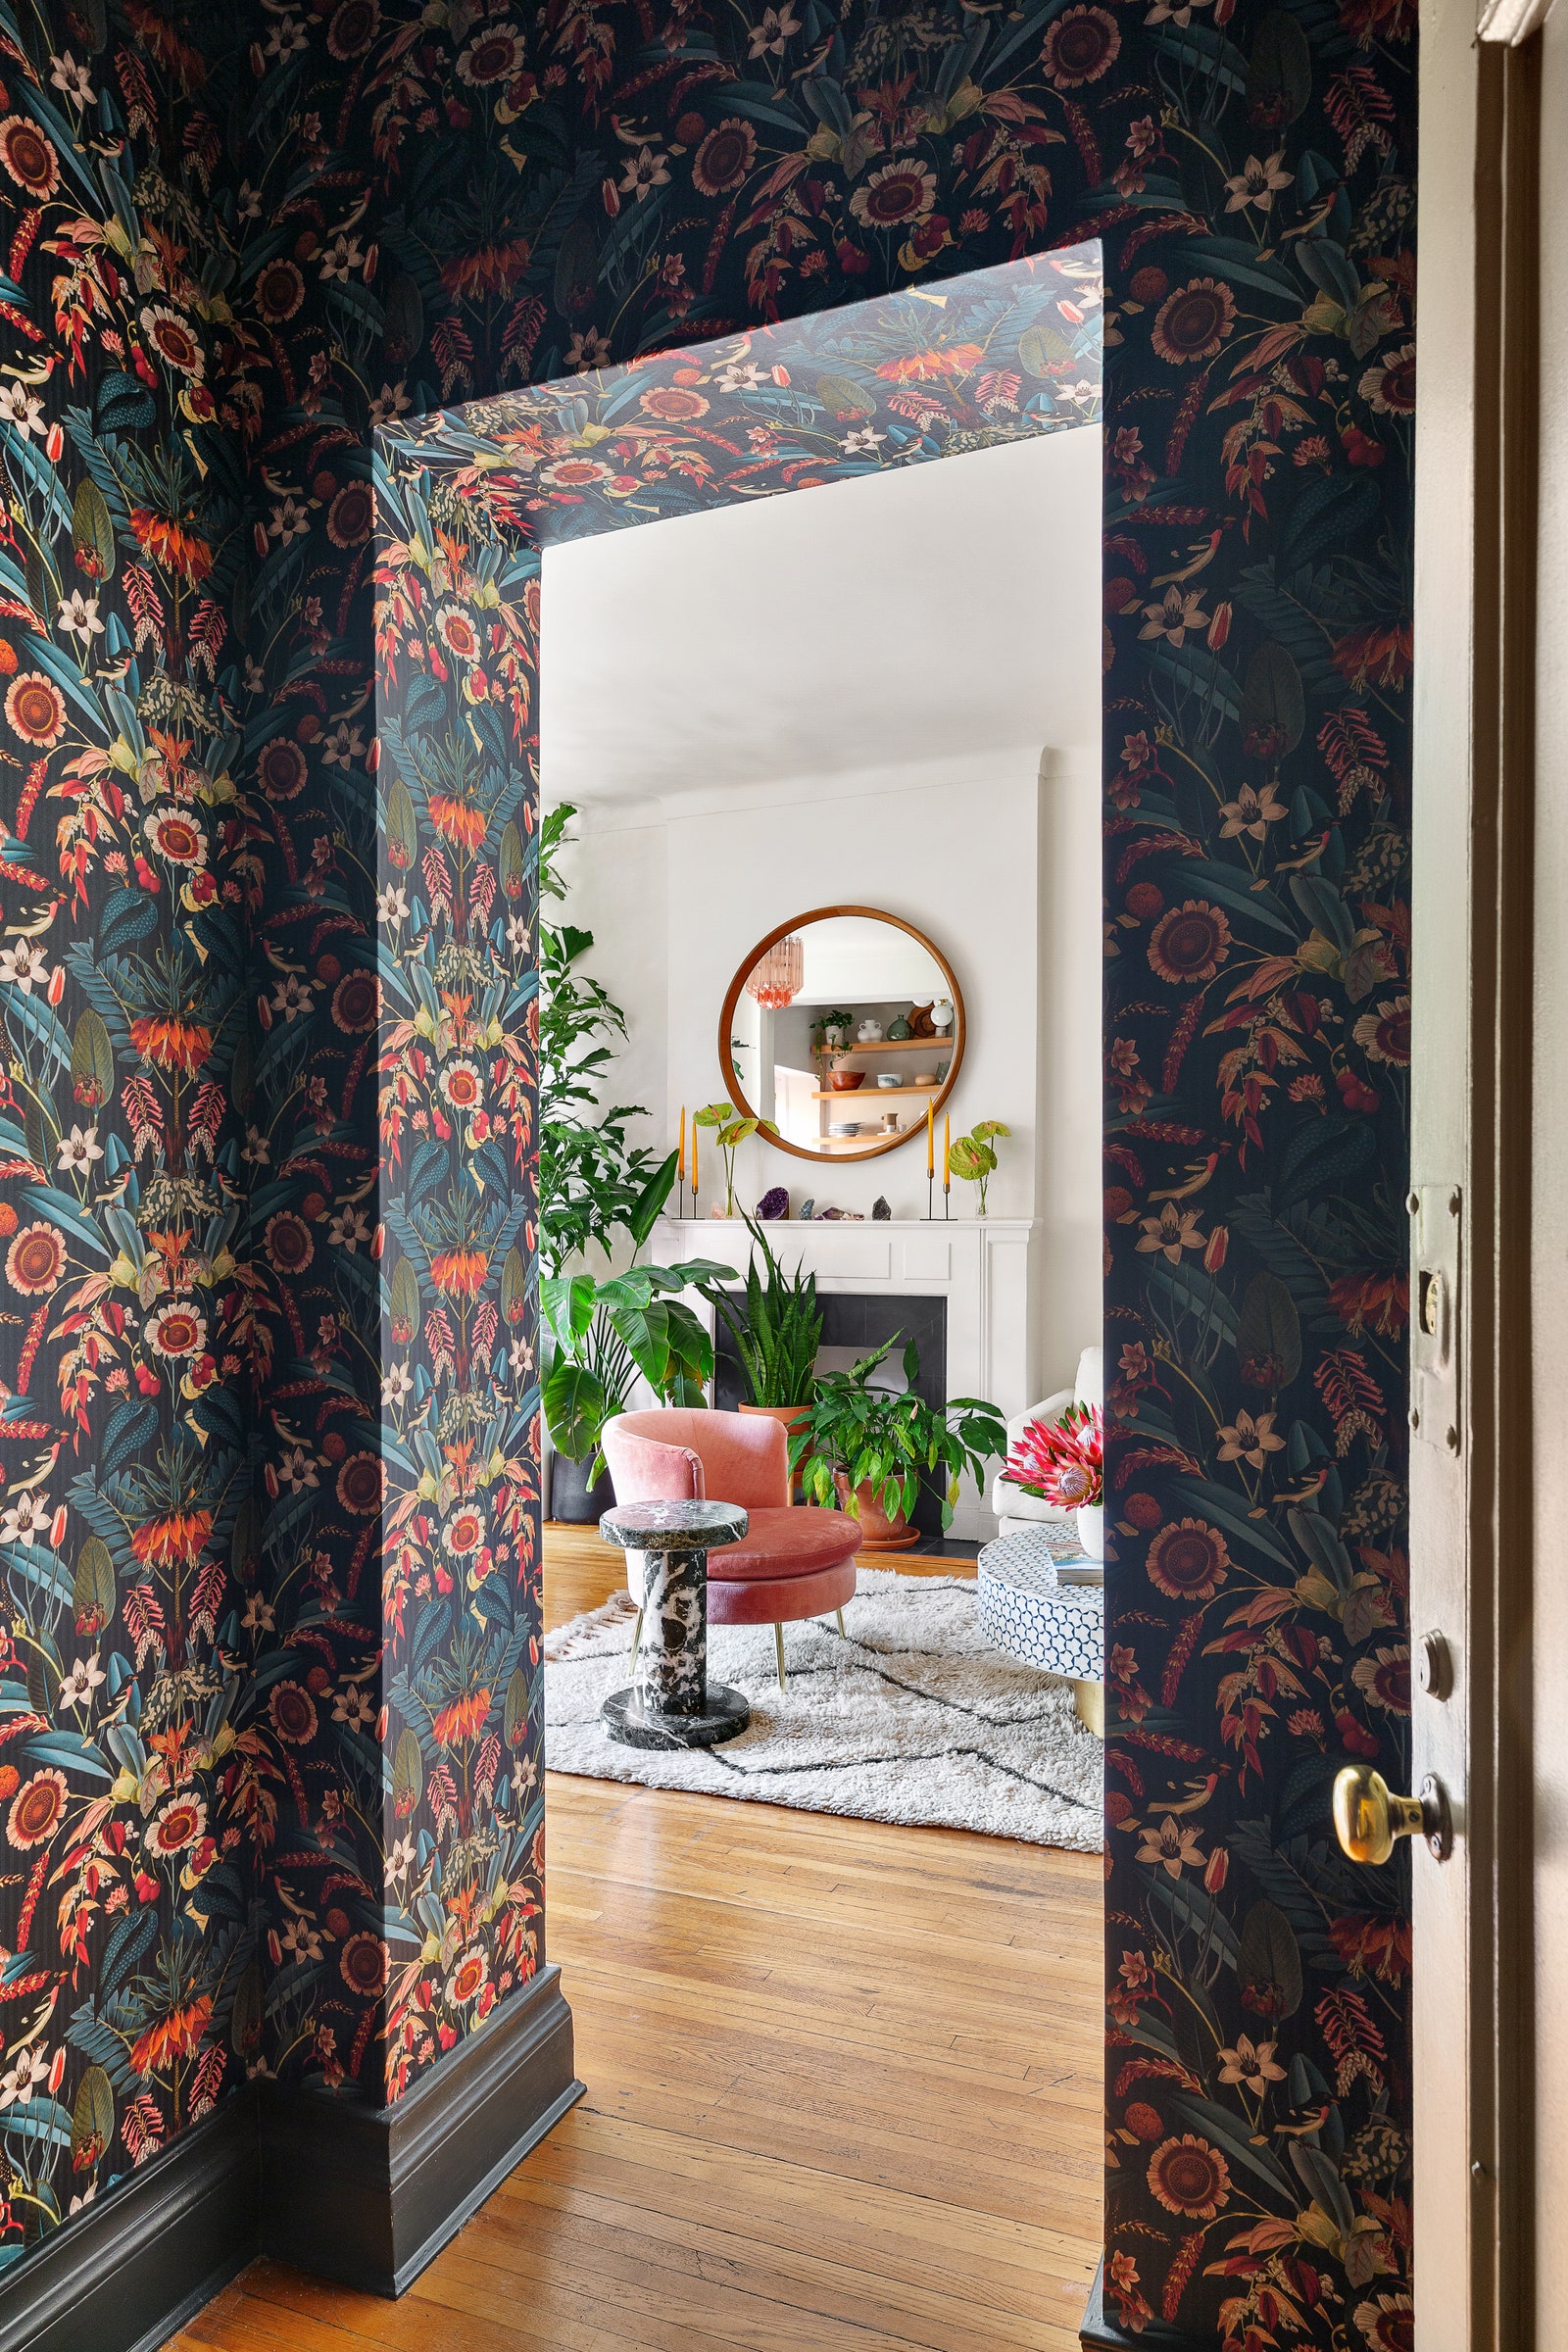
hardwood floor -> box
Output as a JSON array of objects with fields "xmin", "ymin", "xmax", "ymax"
[{"xmin": 174, "ymin": 1528, "xmax": 1102, "ymax": 2352}]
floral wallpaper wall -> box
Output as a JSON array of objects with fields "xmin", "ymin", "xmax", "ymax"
[
  {"xmin": 0, "ymin": 0, "xmax": 1413, "ymax": 2335},
  {"xmin": 0, "ymin": 0, "xmax": 262, "ymax": 2273}
]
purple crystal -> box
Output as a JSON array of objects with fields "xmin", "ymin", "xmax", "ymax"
[{"xmin": 756, "ymin": 1187, "xmax": 789, "ymax": 1221}]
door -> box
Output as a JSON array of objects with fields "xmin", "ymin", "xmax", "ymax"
[{"xmin": 1338, "ymin": 1, "xmax": 1548, "ymax": 2343}]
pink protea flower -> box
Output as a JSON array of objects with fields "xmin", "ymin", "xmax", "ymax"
[{"xmin": 1001, "ymin": 1401, "xmax": 1103, "ymax": 1509}]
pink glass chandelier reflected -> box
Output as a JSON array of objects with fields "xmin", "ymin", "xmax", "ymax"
[{"xmin": 745, "ymin": 934, "xmax": 804, "ymax": 1010}]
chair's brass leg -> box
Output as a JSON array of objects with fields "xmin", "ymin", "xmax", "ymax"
[
  {"xmin": 630, "ymin": 1606, "xmax": 644, "ymax": 1671},
  {"xmin": 774, "ymin": 1622, "xmax": 787, "ymax": 1689},
  {"xmin": 836, "ymin": 1608, "xmax": 846, "ymax": 1637}
]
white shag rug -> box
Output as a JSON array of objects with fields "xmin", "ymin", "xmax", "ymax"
[{"xmin": 544, "ymin": 1567, "xmax": 1102, "ymax": 1851}]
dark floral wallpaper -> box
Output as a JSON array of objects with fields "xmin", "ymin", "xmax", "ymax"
[
  {"xmin": 0, "ymin": 0, "xmax": 1412, "ymax": 2338},
  {"xmin": 0, "ymin": 0, "xmax": 260, "ymax": 2270}
]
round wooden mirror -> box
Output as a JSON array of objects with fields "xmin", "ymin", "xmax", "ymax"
[{"xmin": 718, "ymin": 906, "xmax": 966, "ymax": 1166}]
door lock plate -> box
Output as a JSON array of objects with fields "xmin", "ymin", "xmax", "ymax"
[{"xmin": 1408, "ymin": 1186, "xmax": 1461, "ymax": 1452}]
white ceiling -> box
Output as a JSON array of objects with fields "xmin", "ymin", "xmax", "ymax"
[{"xmin": 539, "ymin": 424, "xmax": 1102, "ymax": 810}]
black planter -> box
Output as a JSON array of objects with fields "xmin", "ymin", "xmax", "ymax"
[{"xmin": 548, "ymin": 1451, "xmax": 615, "ymax": 1524}]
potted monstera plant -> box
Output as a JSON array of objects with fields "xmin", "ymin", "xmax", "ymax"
[{"xmin": 790, "ymin": 1339, "xmax": 1006, "ymax": 1549}]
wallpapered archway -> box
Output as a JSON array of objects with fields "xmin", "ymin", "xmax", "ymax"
[
  {"xmin": 0, "ymin": 1, "xmax": 1412, "ymax": 2343},
  {"xmin": 367, "ymin": 246, "xmax": 1102, "ymax": 2093}
]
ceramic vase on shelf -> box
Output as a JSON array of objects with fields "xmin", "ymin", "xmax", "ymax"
[{"xmin": 1076, "ymin": 1503, "xmax": 1104, "ymax": 1561}]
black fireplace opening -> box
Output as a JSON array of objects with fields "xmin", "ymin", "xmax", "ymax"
[{"xmin": 712, "ymin": 1291, "xmax": 950, "ymax": 1541}]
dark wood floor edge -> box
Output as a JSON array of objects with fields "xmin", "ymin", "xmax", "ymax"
[
  {"xmin": 388, "ymin": 2076, "xmax": 586, "ymax": 2294},
  {"xmin": 0, "ymin": 2089, "xmax": 258, "ymax": 2352},
  {"xmin": 1080, "ymin": 2260, "xmax": 1209, "ymax": 2352}
]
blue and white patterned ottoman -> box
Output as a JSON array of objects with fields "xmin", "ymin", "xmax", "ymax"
[{"xmin": 976, "ymin": 1526, "xmax": 1104, "ymax": 1735}]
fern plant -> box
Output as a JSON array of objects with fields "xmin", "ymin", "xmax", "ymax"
[{"xmin": 700, "ymin": 1213, "xmax": 824, "ymax": 1408}]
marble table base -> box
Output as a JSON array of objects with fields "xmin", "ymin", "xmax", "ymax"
[
  {"xmin": 597, "ymin": 1512, "xmax": 752, "ymax": 1750},
  {"xmin": 601, "ymin": 1680, "xmax": 752, "ymax": 1750}
]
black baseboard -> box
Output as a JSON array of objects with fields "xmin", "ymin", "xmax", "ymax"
[
  {"xmin": 0, "ymin": 2093, "xmax": 258, "ymax": 2352},
  {"xmin": 260, "ymin": 1963, "xmax": 583, "ymax": 2294},
  {"xmin": 1081, "ymin": 2259, "xmax": 1208, "ymax": 2352},
  {"xmin": 0, "ymin": 1967, "xmax": 581, "ymax": 2351}
]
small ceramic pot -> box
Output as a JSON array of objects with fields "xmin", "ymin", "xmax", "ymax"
[
  {"xmin": 913, "ymin": 1071, "xmax": 936, "ymax": 1087},
  {"xmin": 876, "ymin": 1073, "xmax": 901, "ymax": 1089},
  {"xmin": 829, "ymin": 1069, "xmax": 866, "ymax": 1092}
]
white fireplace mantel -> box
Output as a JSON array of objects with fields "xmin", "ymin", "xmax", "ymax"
[{"xmin": 655, "ymin": 1215, "xmax": 1044, "ymax": 1540}]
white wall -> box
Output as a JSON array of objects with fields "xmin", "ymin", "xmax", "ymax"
[{"xmin": 1036, "ymin": 747, "xmax": 1104, "ymax": 1384}]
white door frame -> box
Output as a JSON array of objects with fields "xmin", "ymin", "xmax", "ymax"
[{"xmin": 1411, "ymin": 3, "xmax": 1540, "ymax": 2342}]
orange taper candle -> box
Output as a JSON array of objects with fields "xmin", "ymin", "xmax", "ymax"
[
  {"xmin": 926, "ymin": 1099, "xmax": 934, "ymax": 1177},
  {"xmin": 943, "ymin": 1114, "xmax": 951, "ymax": 1189},
  {"xmin": 691, "ymin": 1118, "xmax": 698, "ymax": 1200},
  {"xmin": 677, "ymin": 1105, "xmax": 686, "ymax": 1182}
]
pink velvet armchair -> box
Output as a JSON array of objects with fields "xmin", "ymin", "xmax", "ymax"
[{"xmin": 600, "ymin": 1409, "xmax": 861, "ymax": 1687}]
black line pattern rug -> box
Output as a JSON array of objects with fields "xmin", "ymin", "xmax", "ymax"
[{"xmin": 544, "ymin": 1569, "xmax": 1102, "ymax": 1851}]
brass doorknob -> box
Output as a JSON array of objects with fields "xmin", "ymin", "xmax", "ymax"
[{"xmin": 1333, "ymin": 1763, "xmax": 1452, "ymax": 1864}]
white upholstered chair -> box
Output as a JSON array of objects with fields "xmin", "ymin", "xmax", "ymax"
[{"xmin": 989, "ymin": 1345, "xmax": 1103, "ymax": 1540}]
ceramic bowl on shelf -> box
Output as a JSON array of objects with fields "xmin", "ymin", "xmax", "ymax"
[
  {"xmin": 828, "ymin": 1070, "xmax": 866, "ymax": 1092},
  {"xmin": 828, "ymin": 1121, "xmax": 861, "ymax": 1138},
  {"xmin": 876, "ymin": 1073, "xmax": 901, "ymax": 1089}
]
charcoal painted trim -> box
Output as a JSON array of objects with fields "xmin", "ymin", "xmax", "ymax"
[
  {"xmin": 0, "ymin": 1971, "xmax": 578, "ymax": 2350},
  {"xmin": 1080, "ymin": 2262, "xmax": 1206, "ymax": 2352},
  {"xmin": 260, "ymin": 1964, "xmax": 582, "ymax": 2294},
  {"xmin": 0, "ymin": 2090, "xmax": 258, "ymax": 2352}
]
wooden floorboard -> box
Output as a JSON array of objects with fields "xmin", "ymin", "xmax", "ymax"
[{"xmin": 174, "ymin": 1526, "xmax": 1102, "ymax": 2352}]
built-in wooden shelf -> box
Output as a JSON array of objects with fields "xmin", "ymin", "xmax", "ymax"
[
  {"xmin": 811, "ymin": 1133, "xmax": 910, "ymax": 1152},
  {"xmin": 812, "ymin": 1038, "xmax": 954, "ymax": 1056},
  {"xmin": 812, "ymin": 1083, "xmax": 942, "ymax": 1102}
]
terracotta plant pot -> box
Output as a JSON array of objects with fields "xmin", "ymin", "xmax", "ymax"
[
  {"xmin": 739, "ymin": 1400, "xmax": 813, "ymax": 1501},
  {"xmin": 834, "ymin": 1470, "xmax": 922, "ymax": 1550}
]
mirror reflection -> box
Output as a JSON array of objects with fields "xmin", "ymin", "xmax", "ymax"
[{"xmin": 721, "ymin": 908, "xmax": 964, "ymax": 1163}]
